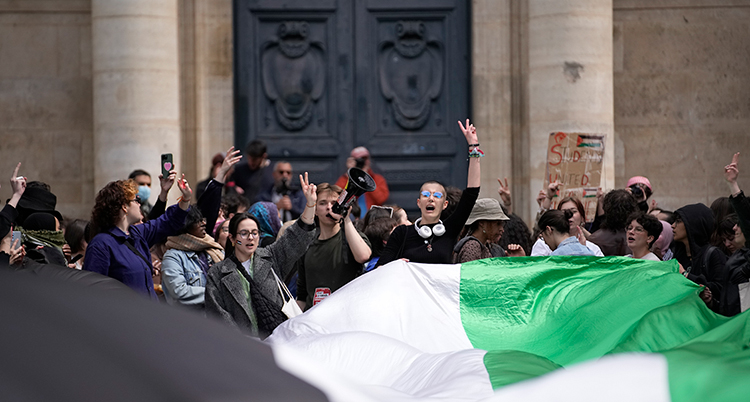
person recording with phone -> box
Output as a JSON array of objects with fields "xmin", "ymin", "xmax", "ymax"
[
  {"xmin": 259, "ymin": 161, "xmax": 306, "ymax": 223},
  {"xmin": 84, "ymin": 171, "xmax": 194, "ymax": 299},
  {"xmin": 335, "ymin": 147, "xmax": 390, "ymax": 219}
]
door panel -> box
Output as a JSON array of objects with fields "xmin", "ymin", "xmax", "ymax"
[
  {"xmin": 234, "ymin": 0, "xmax": 469, "ymax": 218},
  {"xmin": 354, "ymin": 0, "xmax": 469, "ymax": 217}
]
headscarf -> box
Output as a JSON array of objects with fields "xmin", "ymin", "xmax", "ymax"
[
  {"xmin": 19, "ymin": 212, "xmax": 66, "ymax": 252},
  {"xmin": 248, "ymin": 202, "xmax": 281, "ymax": 238},
  {"xmin": 654, "ymin": 220, "xmax": 673, "ymax": 255}
]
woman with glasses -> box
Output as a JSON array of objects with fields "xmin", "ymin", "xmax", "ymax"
[
  {"xmin": 161, "ymin": 207, "xmax": 224, "ymax": 309},
  {"xmin": 205, "ymin": 173, "xmax": 318, "ymax": 338},
  {"xmin": 623, "ymin": 212, "xmax": 662, "ymax": 261},
  {"xmin": 376, "ymin": 119, "xmax": 481, "ymax": 266},
  {"xmin": 84, "ymin": 171, "xmax": 193, "ymax": 298}
]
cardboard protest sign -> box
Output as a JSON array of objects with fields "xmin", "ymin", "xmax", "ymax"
[{"xmin": 544, "ymin": 132, "xmax": 605, "ymax": 222}]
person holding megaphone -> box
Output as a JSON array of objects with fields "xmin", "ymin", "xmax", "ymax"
[{"xmin": 376, "ymin": 119, "xmax": 481, "ymax": 266}]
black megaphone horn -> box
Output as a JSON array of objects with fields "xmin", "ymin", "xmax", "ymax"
[{"xmin": 332, "ymin": 167, "xmax": 377, "ymax": 215}]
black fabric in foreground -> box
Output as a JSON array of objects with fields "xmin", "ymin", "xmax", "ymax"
[{"xmin": 0, "ymin": 268, "xmax": 328, "ymax": 402}]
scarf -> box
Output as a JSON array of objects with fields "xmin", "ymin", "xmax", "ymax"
[
  {"xmin": 165, "ymin": 233, "xmax": 224, "ymax": 265},
  {"xmin": 248, "ymin": 202, "xmax": 281, "ymax": 238},
  {"xmin": 20, "ymin": 228, "xmax": 66, "ymax": 251}
]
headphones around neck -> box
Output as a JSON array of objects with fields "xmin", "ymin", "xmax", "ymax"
[{"xmin": 414, "ymin": 218, "xmax": 446, "ymax": 239}]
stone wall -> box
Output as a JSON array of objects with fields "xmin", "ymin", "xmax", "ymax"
[
  {"xmin": 1, "ymin": 0, "xmax": 748, "ymax": 225},
  {"xmin": 613, "ymin": 0, "xmax": 750, "ymax": 211},
  {"xmin": 0, "ymin": 0, "xmax": 93, "ymax": 220}
]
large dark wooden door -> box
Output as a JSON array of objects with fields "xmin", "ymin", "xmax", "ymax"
[{"xmin": 234, "ymin": 0, "xmax": 470, "ymax": 217}]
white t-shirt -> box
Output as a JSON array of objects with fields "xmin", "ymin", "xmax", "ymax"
[
  {"xmin": 531, "ymin": 237, "xmax": 604, "ymax": 257},
  {"xmin": 625, "ymin": 252, "xmax": 661, "ymax": 261}
]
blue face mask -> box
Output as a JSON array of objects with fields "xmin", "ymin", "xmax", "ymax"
[{"xmin": 136, "ymin": 186, "xmax": 151, "ymax": 204}]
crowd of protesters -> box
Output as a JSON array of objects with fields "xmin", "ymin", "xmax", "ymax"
[{"xmin": 1, "ymin": 119, "xmax": 748, "ymax": 338}]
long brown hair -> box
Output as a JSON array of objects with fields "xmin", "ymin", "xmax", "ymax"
[{"xmin": 557, "ymin": 196, "xmax": 586, "ymax": 222}]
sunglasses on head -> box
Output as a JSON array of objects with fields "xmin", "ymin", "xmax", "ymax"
[{"xmin": 420, "ymin": 191, "xmax": 444, "ymax": 199}]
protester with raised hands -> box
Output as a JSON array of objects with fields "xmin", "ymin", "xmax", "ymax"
[
  {"xmin": 205, "ymin": 172, "xmax": 319, "ymax": 338},
  {"xmin": 496, "ymin": 177, "xmax": 512, "ymax": 214},
  {"xmin": 198, "ymin": 146, "xmax": 243, "ymax": 236},
  {"xmin": 722, "ymin": 152, "xmax": 750, "ymax": 315},
  {"xmin": 84, "ymin": 172, "xmax": 193, "ymax": 299},
  {"xmin": 0, "ymin": 163, "xmax": 27, "ymax": 267},
  {"xmin": 377, "ymin": 119, "xmax": 481, "ymax": 266},
  {"xmin": 725, "ymin": 152, "xmax": 748, "ymax": 248}
]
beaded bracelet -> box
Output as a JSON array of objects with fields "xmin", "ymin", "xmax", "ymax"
[{"xmin": 468, "ymin": 147, "xmax": 485, "ymax": 158}]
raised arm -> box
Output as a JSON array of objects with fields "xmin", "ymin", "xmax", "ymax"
[
  {"xmin": 458, "ymin": 119, "xmax": 480, "ymax": 188},
  {"xmin": 214, "ymin": 146, "xmax": 242, "ymax": 184},
  {"xmin": 200, "ymin": 146, "xmax": 242, "ymax": 232},
  {"xmin": 497, "ymin": 177, "xmax": 512, "ymax": 214},
  {"xmin": 148, "ymin": 170, "xmax": 176, "ymax": 220},
  {"xmin": 8, "ymin": 163, "xmax": 26, "ymax": 208},
  {"xmin": 264, "ymin": 173, "xmax": 318, "ymax": 277},
  {"xmin": 725, "ymin": 152, "xmax": 741, "ymax": 196}
]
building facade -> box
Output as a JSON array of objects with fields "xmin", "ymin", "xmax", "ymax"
[{"xmin": 0, "ymin": 0, "xmax": 747, "ymax": 225}]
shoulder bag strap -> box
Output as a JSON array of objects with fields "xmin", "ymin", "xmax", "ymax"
[
  {"xmin": 106, "ymin": 232, "xmax": 151, "ymax": 269},
  {"xmin": 270, "ymin": 268, "xmax": 293, "ymax": 302}
]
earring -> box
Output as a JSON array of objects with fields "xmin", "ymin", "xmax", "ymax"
[{"xmin": 482, "ymin": 229, "xmax": 486, "ymax": 234}]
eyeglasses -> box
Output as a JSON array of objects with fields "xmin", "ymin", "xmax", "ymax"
[
  {"xmin": 420, "ymin": 191, "xmax": 444, "ymax": 199},
  {"xmin": 626, "ymin": 225, "xmax": 645, "ymax": 234},
  {"xmin": 237, "ymin": 230, "xmax": 259, "ymax": 239},
  {"xmin": 369, "ymin": 205, "xmax": 394, "ymax": 218},
  {"xmin": 131, "ymin": 195, "xmax": 142, "ymax": 204}
]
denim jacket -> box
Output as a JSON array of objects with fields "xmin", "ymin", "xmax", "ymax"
[
  {"xmin": 162, "ymin": 249, "xmax": 212, "ymax": 307},
  {"xmin": 551, "ymin": 236, "xmax": 595, "ymax": 256}
]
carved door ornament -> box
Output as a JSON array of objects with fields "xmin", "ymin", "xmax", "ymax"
[
  {"xmin": 379, "ymin": 21, "xmax": 443, "ymax": 130},
  {"xmin": 262, "ymin": 21, "xmax": 326, "ymax": 131}
]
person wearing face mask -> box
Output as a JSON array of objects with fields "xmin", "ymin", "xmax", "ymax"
[
  {"xmin": 84, "ymin": 172, "xmax": 193, "ymax": 299},
  {"xmin": 376, "ymin": 119, "xmax": 481, "ymax": 266},
  {"xmin": 531, "ymin": 197, "xmax": 604, "ymax": 257},
  {"xmin": 128, "ymin": 169, "xmax": 176, "ymax": 221},
  {"xmin": 453, "ymin": 198, "xmax": 519, "ymax": 263},
  {"xmin": 205, "ymin": 173, "xmax": 318, "ymax": 338}
]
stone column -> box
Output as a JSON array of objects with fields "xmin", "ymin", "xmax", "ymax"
[
  {"xmin": 471, "ymin": 0, "xmax": 513, "ymax": 202},
  {"xmin": 179, "ymin": 0, "xmax": 234, "ymax": 187},
  {"xmin": 92, "ymin": 0, "xmax": 181, "ymax": 204},
  {"xmin": 525, "ymin": 0, "xmax": 615, "ymax": 223}
]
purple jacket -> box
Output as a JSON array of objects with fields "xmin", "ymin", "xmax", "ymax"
[{"xmin": 84, "ymin": 204, "xmax": 189, "ymax": 299}]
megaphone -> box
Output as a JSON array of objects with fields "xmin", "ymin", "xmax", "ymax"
[{"xmin": 332, "ymin": 167, "xmax": 377, "ymax": 215}]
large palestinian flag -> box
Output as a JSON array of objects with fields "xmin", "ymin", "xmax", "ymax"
[{"xmin": 268, "ymin": 257, "xmax": 750, "ymax": 402}]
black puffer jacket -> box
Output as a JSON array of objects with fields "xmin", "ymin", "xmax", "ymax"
[{"xmin": 672, "ymin": 203, "xmax": 729, "ymax": 314}]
